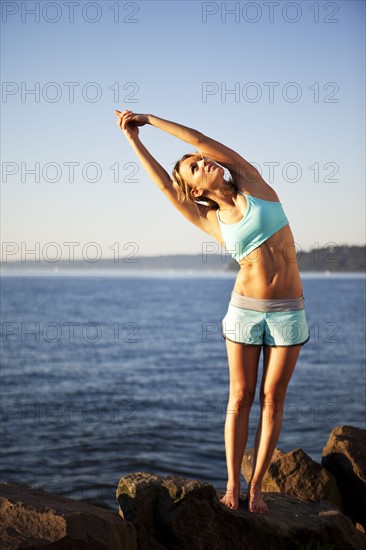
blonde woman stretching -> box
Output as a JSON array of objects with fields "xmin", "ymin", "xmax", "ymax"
[{"xmin": 114, "ymin": 110, "xmax": 310, "ymax": 513}]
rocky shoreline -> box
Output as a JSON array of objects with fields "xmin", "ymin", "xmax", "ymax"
[{"xmin": 1, "ymin": 425, "xmax": 365, "ymax": 549}]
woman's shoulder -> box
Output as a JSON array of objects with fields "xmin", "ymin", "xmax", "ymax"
[{"xmin": 235, "ymin": 183, "xmax": 280, "ymax": 203}]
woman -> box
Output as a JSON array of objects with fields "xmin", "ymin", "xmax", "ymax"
[{"xmin": 114, "ymin": 110, "xmax": 310, "ymax": 514}]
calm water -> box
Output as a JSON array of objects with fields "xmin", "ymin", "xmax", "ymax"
[{"xmin": 1, "ymin": 273, "xmax": 365, "ymax": 510}]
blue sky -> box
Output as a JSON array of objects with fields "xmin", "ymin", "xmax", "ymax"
[{"xmin": 1, "ymin": 0, "xmax": 365, "ymax": 262}]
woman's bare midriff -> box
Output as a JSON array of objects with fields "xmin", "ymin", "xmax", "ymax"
[{"xmin": 232, "ymin": 225, "xmax": 304, "ymax": 299}]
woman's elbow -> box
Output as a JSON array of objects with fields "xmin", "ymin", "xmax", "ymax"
[{"xmin": 195, "ymin": 132, "xmax": 209, "ymax": 147}]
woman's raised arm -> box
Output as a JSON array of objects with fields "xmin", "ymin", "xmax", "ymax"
[
  {"xmin": 115, "ymin": 110, "xmax": 172, "ymax": 191},
  {"xmin": 114, "ymin": 110, "xmax": 212, "ymax": 235},
  {"xmin": 125, "ymin": 111, "xmax": 261, "ymax": 184}
]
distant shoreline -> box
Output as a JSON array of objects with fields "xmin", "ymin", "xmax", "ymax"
[
  {"xmin": 1, "ymin": 269, "xmax": 365, "ymax": 279},
  {"xmin": 1, "ymin": 245, "xmax": 365, "ymax": 274}
]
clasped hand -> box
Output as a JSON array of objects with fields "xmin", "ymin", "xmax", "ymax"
[{"xmin": 114, "ymin": 110, "xmax": 148, "ymax": 138}]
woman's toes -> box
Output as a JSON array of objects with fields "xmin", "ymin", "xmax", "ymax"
[
  {"xmin": 220, "ymin": 488, "xmax": 240, "ymax": 510},
  {"xmin": 249, "ymin": 486, "xmax": 268, "ymax": 513}
]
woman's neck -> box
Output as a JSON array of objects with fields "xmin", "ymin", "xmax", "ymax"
[{"xmin": 206, "ymin": 184, "xmax": 238, "ymax": 210}]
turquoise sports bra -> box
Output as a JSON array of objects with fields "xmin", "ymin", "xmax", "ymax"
[{"xmin": 216, "ymin": 191, "xmax": 289, "ymax": 263}]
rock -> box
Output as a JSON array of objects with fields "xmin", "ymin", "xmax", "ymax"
[
  {"xmin": 242, "ymin": 447, "xmax": 343, "ymax": 509},
  {"xmin": 241, "ymin": 448, "xmax": 285, "ymax": 485},
  {"xmin": 116, "ymin": 472, "xmax": 365, "ymax": 550},
  {"xmin": 0, "ymin": 482, "xmax": 137, "ymax": 550},
  {"xmin": 322, "ymin": 425, "xmax": 366, "ymax": 530}
]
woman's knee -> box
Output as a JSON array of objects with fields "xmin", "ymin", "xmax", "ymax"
[
  {"xmin": 228, "ymin": 387, "xmax": 255, "ymax": 413},
  {"xmin": 259, "ymin": 388, "xmax": 286, "ymax": 417}
]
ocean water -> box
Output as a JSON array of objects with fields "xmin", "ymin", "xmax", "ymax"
[{"xmin": 1, "ymin": 273, "xmax": 365, "ymax": 510}]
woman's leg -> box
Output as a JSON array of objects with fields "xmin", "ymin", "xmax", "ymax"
[
  {"xmin": 220, "ymin": 339, "xmax": 261, "ymax": 510},
  {"xmin": 248, "ymin": 345, "xmax": 301, "ymax": 513}
]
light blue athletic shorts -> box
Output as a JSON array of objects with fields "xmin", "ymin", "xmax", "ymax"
[{"xmin": 222, "ymin": 292, "xmax": 310, "ymax": 347}]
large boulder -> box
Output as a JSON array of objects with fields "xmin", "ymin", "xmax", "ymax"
[
  {"xmin": 322, "ymin": 425, "xmax": 366, "ymax": 530},
  {"xmin": 116, "ymin": 472, "xmax": 365, "ymax": 550},
  {"xmin": 0, "ymin": 482, "xmax": 136, "ymax": 550},
  {"xmin": 242, "ymin": 447, "xmax": 343, "ymax": 509},
  {"xmin": 241, "ymin": 448, "xmax": 285, "ymax": 484}
]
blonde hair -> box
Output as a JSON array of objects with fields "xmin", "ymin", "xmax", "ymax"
[{"xmin": 171, "ymin": 152, "xmax": 219, "ymax": 211}]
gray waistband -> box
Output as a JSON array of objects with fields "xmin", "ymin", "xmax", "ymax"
[{"xmin": 230, "ymin": 291, "xmax": 305, "ymax": 312}]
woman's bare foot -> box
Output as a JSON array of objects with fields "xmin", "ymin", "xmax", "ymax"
[
  {"xmin": 248, "ymin": 483, "xmax": 268, "ymax": 513},
  {"xmin": 220, "ymin": 482, "xmax": 240, "ymax": 510}
]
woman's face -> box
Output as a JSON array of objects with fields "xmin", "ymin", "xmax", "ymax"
[{"xmin": 179, "ymin": 154, "xmax": 225, "ymax": 195}]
